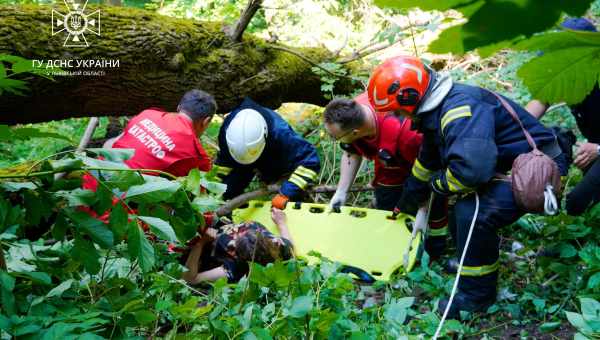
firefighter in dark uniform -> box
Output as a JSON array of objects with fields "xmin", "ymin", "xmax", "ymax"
[
  {"xmin": 214, "ymin": 97, "xmax": 321, "ymax": 209},
  {"xmin": 368, "ymin": 56, "xmax": 569, "ymax": 317}
]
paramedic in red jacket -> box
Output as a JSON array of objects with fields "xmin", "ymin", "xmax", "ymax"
[
  {"xmin": 323, "ymin": 93, "xmax": 449, "ymax": 257},
  {"xmin": 105, "ymin": 89, "xmax": 216, "ymax": 177}
]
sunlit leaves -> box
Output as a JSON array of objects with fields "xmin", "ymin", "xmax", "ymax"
[
  {"xmin": 516, "ymin": 31, "xmax": 600, "ymax": 104},
  {"xmin": 375, "ymin": 0, "xmax": 594, "ymax": 55}
]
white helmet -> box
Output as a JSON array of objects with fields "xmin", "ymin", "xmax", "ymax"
[{"xmin": 225, "ymin": 109, "xmax": 268, "ymax": 164}]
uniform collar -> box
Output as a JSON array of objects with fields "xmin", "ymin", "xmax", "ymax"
[{"xmin": 417, "ymin": 70, "xmax": 453, "ymax": 114}]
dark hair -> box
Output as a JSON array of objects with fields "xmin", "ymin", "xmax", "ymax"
[
  {"xmin": 235, "ymin": 227, "xmax": 292, "ymax": 265},
  {"xmin": 178, "ymin": 89, "xmax": 217, "ymax": 121},
  {"xmin": 323, "ymin": 98, "xmax": 366, "ymax": 131}
]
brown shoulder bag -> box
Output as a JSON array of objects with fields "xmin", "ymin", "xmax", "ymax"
[{"xmin": 492, "ymin": 93, "xmax": 562, "ymax": 214}]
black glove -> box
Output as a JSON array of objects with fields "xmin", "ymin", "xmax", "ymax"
[{"xmin": 395, "ymin": 177, "xmax": 430, "ymax": 216}]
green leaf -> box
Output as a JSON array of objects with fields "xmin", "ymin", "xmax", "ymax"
[
  {"xmin": 14, "ymin": 323, "xmax": 41, "ymax": 337},
  {"xmin": 378, "ymin": 0, "xmax": 594, "ymax": 55},
  {"xmin": 49, "ymin": 158, "xmax": 84, "ymax": 172},
  {"xmin": 566, "ymin": 311, "xmax": 593, "ymax": 334},
  {"xmin": 72, "ymin": 236, "xmax": 101, "ymax": 274},
  {"xmin": 575, "ymin": 332, "xmax": 592, "ymax": 340},
  {"xmin": 201, "ymin": 178, "xmax": 227, "ymax": 196},
  {"xmin": 0, "ymin": 63, "xmax": 6, "ymax": 79},
  {"xmin": 77, "ymin": 155, "xmax": 129, "ymax": 170},
  {"xmin": 14, "ymin": 271, "xmax": 52, "ymax": 285},
  {"xmin": 0, "ymin": 78, "xmax": 28, "ymax": 95},
  {"xmin": 126, "ymin": 179, "xmax": 181, "ymax": 203},
  {"xmin": 289, "ymin": 295, "xmax": 313, "ymax": 318},
  {"xmin": 191, "ymin": 196, "xmax": 220, "ymax": 214},
  {"xmin": 581, "ymin": 298, "xmax": 600, "ymax": 321},
  {"xmin": 127, "ymin": 220, "xmax": 155, "ymax": 272},
  {"xmin": 133, "ymin": 310, "xmax": 156, "ymax": 325},
  {"xmin": 104, "ymin": 171, "xmax": 144, "ymax": 191},
  {"xmin": 87, "ymin": 148, "xmax": 135, "ymax": 162},
  {"xmin": 0, "ymin": 271, "xmax": 15, "ymax": 291},
  {"xmin": 0, "ymin": 125, "xmax": 11, "ymax": 141},
  {"xmin": 55, "ymin": 189, "xmax": 97, "ymax": 207},
  {"xmin": 137, "ymin": 216, "xmax": 178, "ymax": 242},
  {"xmin": 184, "ymin": 168, "xmax": 202, "ymax": 196},
  {"xmin": 11, "ymin": 59, "xmax": 35, "ymax": 74},
  {"xmin": 109, "ymin": 203, "xmax": 128, "ymax": 241},
  {"xmin": 0, "ymin": 314, "xmax": 11, "ymax": 331},
  {"xmin": 560, "ymin": 243, "xmax": 578, "ymax": 258},
  {"xmin": 518, "ymin": 46, "xmax": 600, "ymax": 105},
  {"xmin": 588, "ymin": 272, "xmax": 600, "ymax": 290},
  {"xmin": 11, "ymin": 127, "xmax": 72, "ymax": 142},
  {"xmin": 0, "ymin": 181, "xmax": 36, "ymax": 192},
  {"xmin": 539, "ymin": 321, "xmax": 561, "ymax": 333},
  {"xmin": 46, "ymin": 279, "xmax": 74, "ymax": 298},
  {"xmin": 67, "ymin": 210, "xmax": 114, "ymax": 248}
]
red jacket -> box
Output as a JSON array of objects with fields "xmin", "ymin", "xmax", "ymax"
[
  {"xmin": 346, "ymin": 93, "xmax": 423, "ymax": 187},
  {"xmin": 113, "ymin": 109, "xmax": 211, "ymax": 177}
]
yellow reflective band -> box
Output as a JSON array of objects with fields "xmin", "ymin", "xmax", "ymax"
[
  {"xmin": 428, "ymin": 226, "xmax": 448, "ymax": 237},
  {"xmin": 294, "ymin": 166, "xmax": 318, "ymax": 181},
  {"xmin": 459, "ymin": 261, "xmax": 499, "ymax": 276},
  {"xmin": 289, "ymin": 174, "xmax": 308, "ymax": 189},
  {"xmin": 411, "ymin": 159, "xmax": 434, "ymax": 182},
  {"xmin": 446, "ymin": 169, "xmax": 472, "ymax": 193},
  {"xmin": 441, "ymin": 105, "xmax": 472, "ymax": 133}
]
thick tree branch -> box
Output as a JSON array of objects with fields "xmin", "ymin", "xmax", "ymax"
[
  {"xmin": 230, "ymin": 0, "xmax": 264, "ymax": 42},
  {"xmin": 216, "ymin": 184, "xmax": 374, "ymax": 216},
  {"xmin": 0, "ymin": 4, "xmax": 362, "ymax": 124}
]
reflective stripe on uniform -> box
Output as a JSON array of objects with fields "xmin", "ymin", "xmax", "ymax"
[
  {"xmin": 441, "ymin": 105, "xmax": 472, "ymax": 133},
  {"xmin": 459, "ymin": 260, "xmax": 499, "ymax": 276},
  {"xmin": 215, "ymin": 165, "xmax": 232, "ymax": 177},
  {"xmin": 293, "ymin": 166, "xmax": 318, "ymax": 181},
  {"xmin": 289, "ymin": 174, "xmax": 308, "ymax": 189},
  {"xmin": 446, "ymin": 169, "xmax": 472, "ymax": 193},
  {"xmin": 428, "ymin": 225, "xmax": 448, "ymax": 237},
  {"xmin": 411, "ymin": 159, "xmax": 435, "ymax": 182}
]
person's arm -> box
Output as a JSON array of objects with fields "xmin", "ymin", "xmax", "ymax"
[
  {"xmin": 275, "ymin": 132, "xmax": 321, "ymax": 207},
  {"xmin": 182, "ymin": 236, "xmax": 228, "ymax": 284},
  {"xmin": 525, "ymin": 100, "xmax": 549, "ymax": 120},
  {"xmin": 329, "ymin": 151, "xmax": 362, "ymax": 210},
  {"xmin": 431, "ymin": 100, "xmax": 497, "ymax": 195},
  {"xmin": 103, "ymin": 133, "xmax": 124, "ymax": 149},
  {"xmin": 271, "ymin": 207, "xmax": 293, "ymax": 245}
]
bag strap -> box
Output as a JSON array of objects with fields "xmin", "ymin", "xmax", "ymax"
[{"xmin": 491, "ymin": 92, "xmax": 538, "ymax": 151}]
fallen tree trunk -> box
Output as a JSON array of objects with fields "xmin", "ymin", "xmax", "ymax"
[
  {"xmin": 216, "ymin": 184, "xmax": 374, "ymax": 216},
  {"xmin": 0, "ymin": 4, "xmax": 361, "ymax": 124}
]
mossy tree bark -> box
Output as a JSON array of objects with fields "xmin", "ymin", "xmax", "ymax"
[{"xmin": 0, "ymin": 5, "xmax": 361, "ymax": 124}]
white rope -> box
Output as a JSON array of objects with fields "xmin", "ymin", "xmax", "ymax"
[
  {"xmin": 544, "ymin": 185, "xmax": 558, "ymax": 216},
  {"xmin": 433, "ymin": 192, "xmax": 480, "ymax": 339}
]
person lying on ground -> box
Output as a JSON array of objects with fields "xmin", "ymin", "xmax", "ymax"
[{"xmin": 182, "ymin": 207, "xmax": 294, "ymax": 284}]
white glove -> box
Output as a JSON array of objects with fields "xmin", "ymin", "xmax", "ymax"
[
  {"xmin": 413, "ymin": 205, "xmax": 429, "ymax": 233},
  {"xmin": 329, "ymin": 190, "xmax": 347, "ymax": 212}
]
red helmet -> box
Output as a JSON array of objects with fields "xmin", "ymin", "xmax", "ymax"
[{"xmin": 367, "ymin": 56, "xmax": 430, "ymax": 114}]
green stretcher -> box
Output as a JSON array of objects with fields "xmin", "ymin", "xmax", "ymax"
[{"xmin": 232, "ymin": 201, "xmax": 421, "ymax": 281}]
